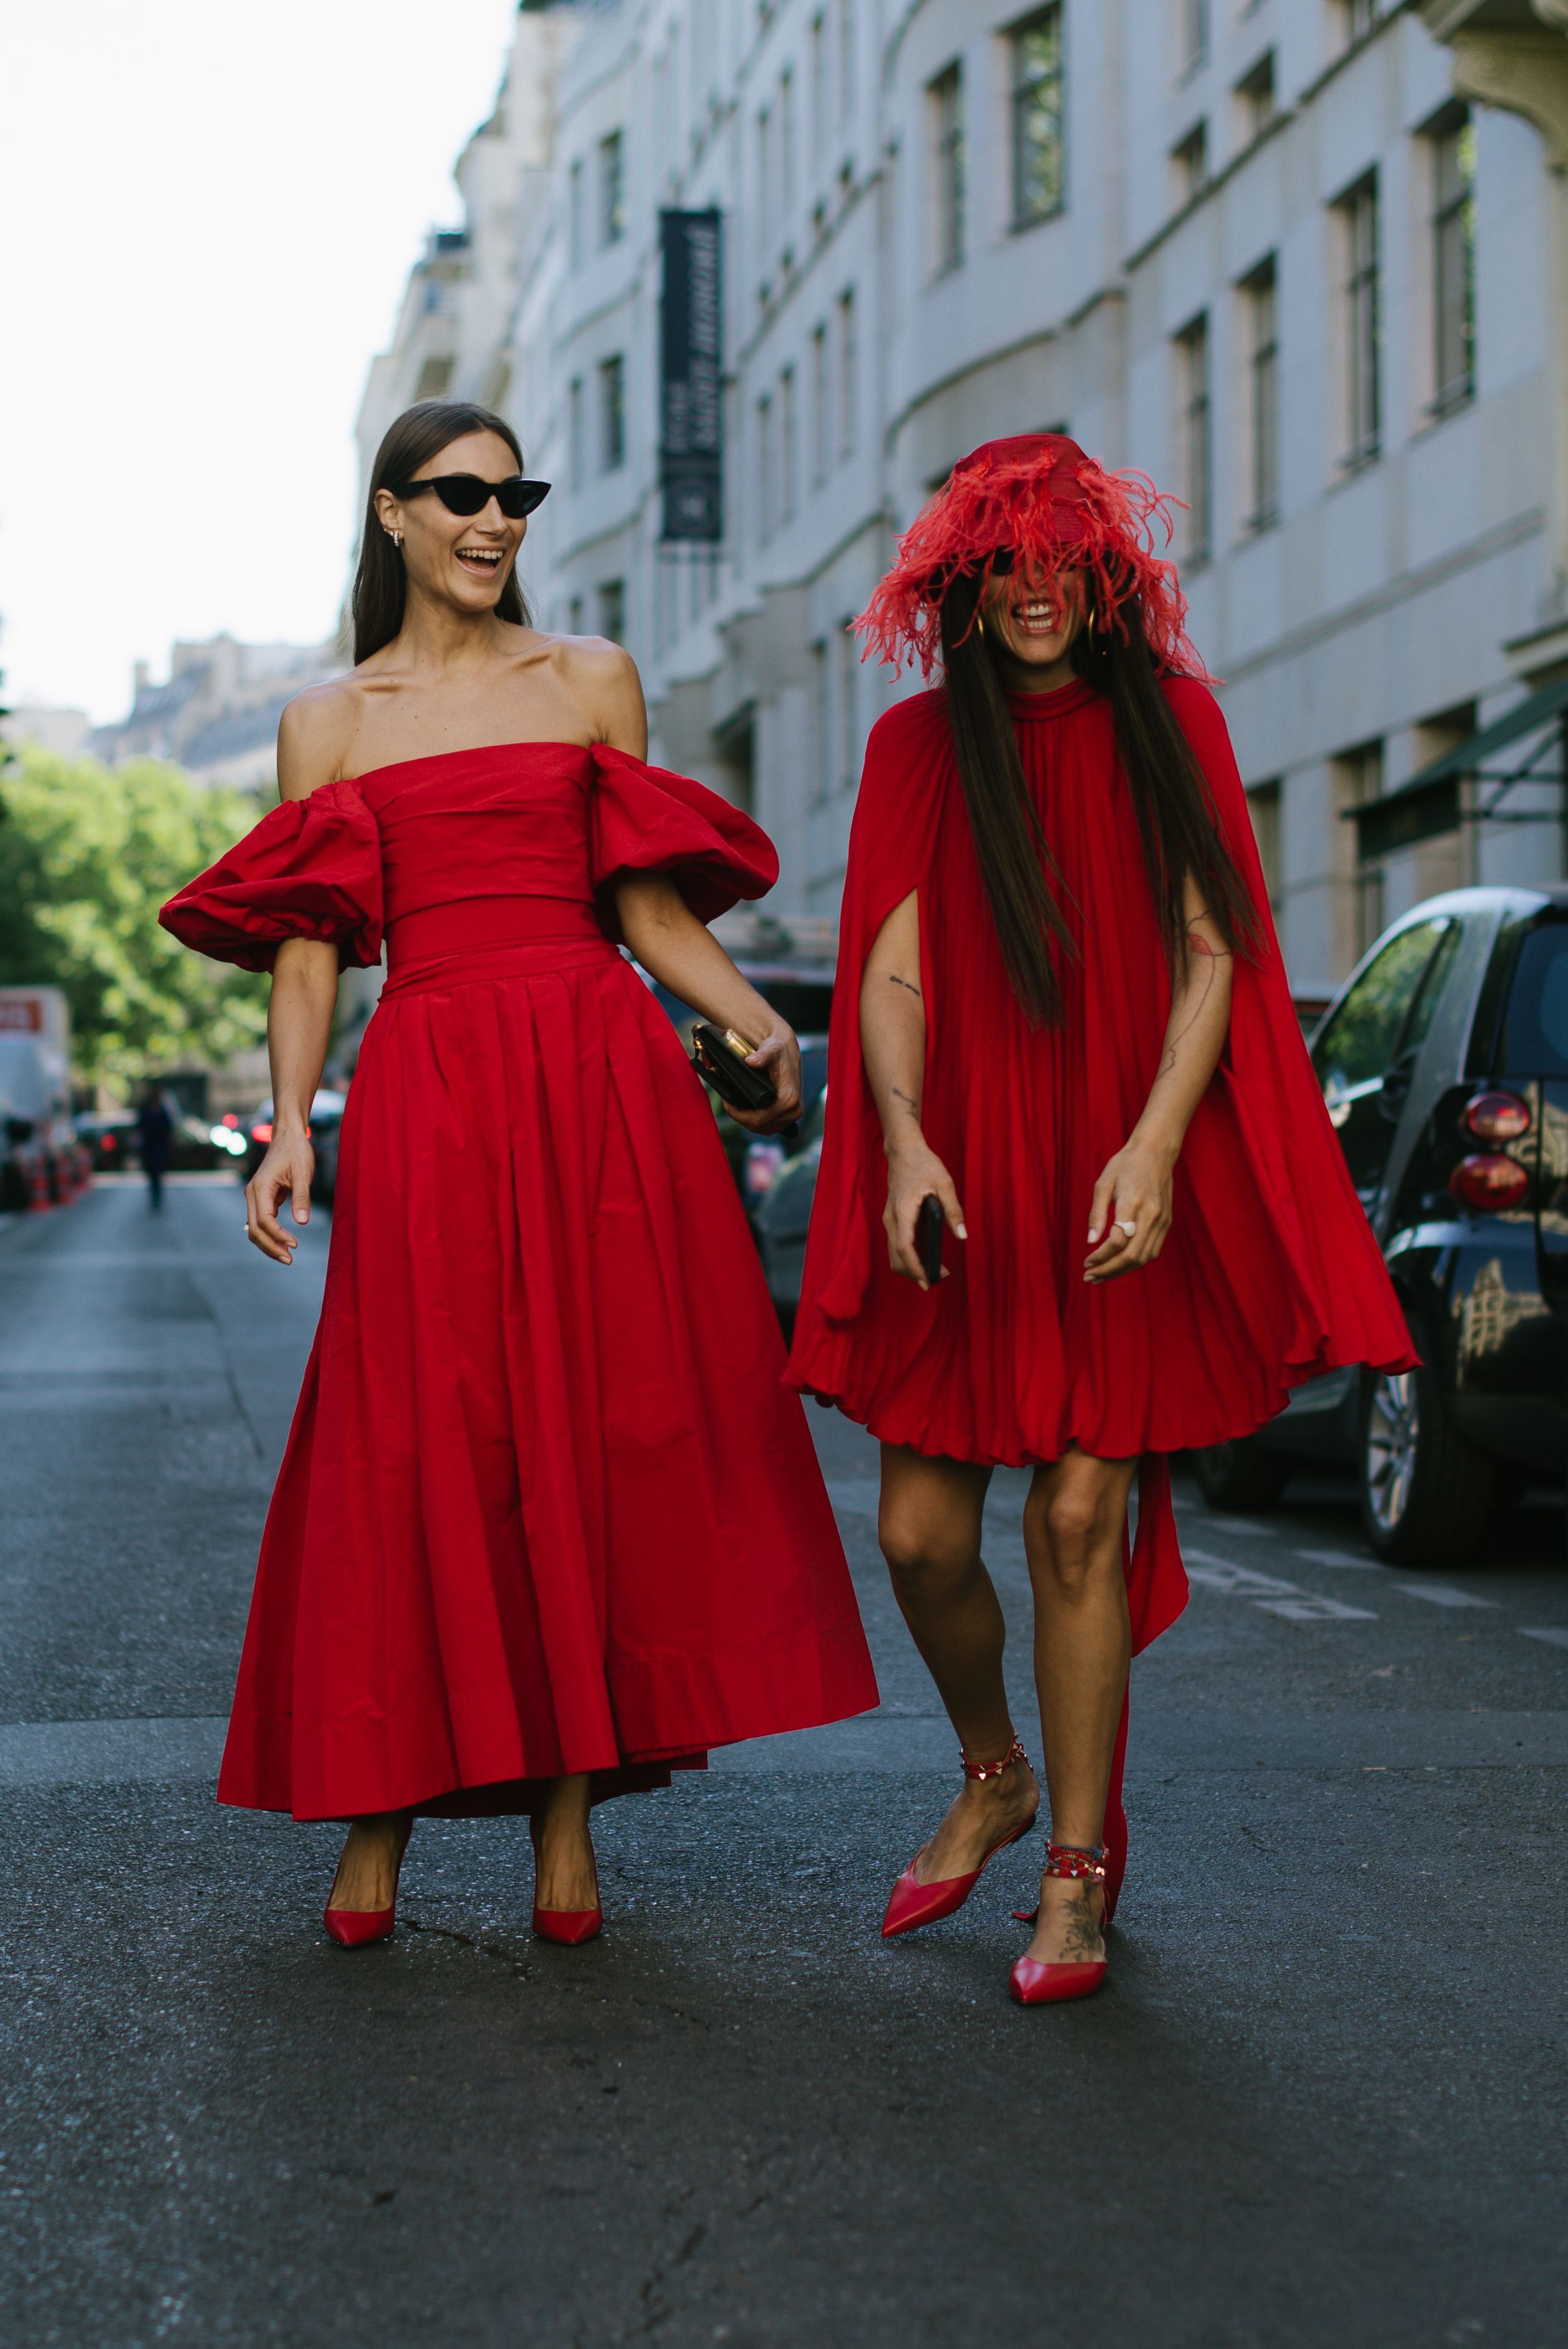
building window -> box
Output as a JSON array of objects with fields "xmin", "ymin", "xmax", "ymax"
[
  {"xmin": 839, "ymin": 0, "xmax": 856, "ymax": 125},
  {"xmin": 1009, "ymin": 7, "xmax": 1065, "ymax": 231},
  {"xmin": 414, "ymin": 355, "xmax": 454, "ymax": 401},
  {"xmin": 597, "ymin": 580, "xmax": 625, "ymax": 644},
  {"xmin": 1180, "ymin": 0, "xmax": 1208, "ymax": 75},
  {"xmin": 567, "ymin": 594, "xmax": 585, "ymax": 635},
  {"xmin": 1335, "ymin": 0, "xmax": 1378, "ymax": 47},
  {"xmin": 568, "ymin": 159, "xmax": 584, "ymax": 266},
  {"xmin": 781, "ymin": 365, "xmax": 798, "ymax": 522},
  {"xmin": 1246, "ymin": 779, "xmax": 1282, "ymax": 908},
  {"xmin": 1431, "ymin": 111, "xmax": 1476, "ymax": 416},
  {"xmin": 781, "ymin": 68, "xmax": 796, "ymax": 213},
  {"xmin": 929, "ymin": 63, "xmax": 965, "ymax": 274},
  {"xmin": 810, "ymin": 14, "xmax": 827, "ymax": 161},
  {"xmin": 1171, "ymin": 122, "xmax": 1207, "ymax": 208},
  {"xmin": 598, "ymin": 354, "xmax": 626, "ymax": 472},
  {"xmin": 1333, "ymin": 742, "xmax": 1385, "ymax": 966},
  {"xmin": 1175, "ymin": 313, "xmax": 1212, "ymax": 566},
  {"xmin": 1338, "ymin": 173, "xmax": 1380, "ymax": 468},
  {"xmin": 810, "ymin": 321, "xmax": 830, "ymax": 485},
  {"xmin": 836, "ymin": 619, "xmax": 858, "ymax": 789},
  {"xmin": 1234, "ymin": 52, "xmax": 1274, "ymax": 144},
  {"xmin": 836, "ymin": 288, "xmax": 857, "ymax": 460},
  {"xmin": 811, "ymin": 638, "xmax": 830, "ymax": 804},
  {"xmin": 598, "ymin": 132, "xmax": 626, "ymax": 248},
  {"xmin": 1241, "ymin": 257, "xmax": 1278, "ymax": 532},
  {"xmin": 568, "ymin": 376, "xmax": 585, "ymax": 490},
  {"xmin": 757, "ymin": 394, "xmax": 776, "ymax": 539}
]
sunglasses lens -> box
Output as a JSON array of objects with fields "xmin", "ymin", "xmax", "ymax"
[
  {"xmin": 509, "ymin": 480, "xmax": 550, "ymax": 518},
  {"xmin": 436, "ymin": 476, "xmax": 490, "ymax": 516}
]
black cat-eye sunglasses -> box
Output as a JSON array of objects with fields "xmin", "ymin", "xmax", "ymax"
[{"xmin": 390, "ymin": 473, "xmax": 552, "ymax": 520}]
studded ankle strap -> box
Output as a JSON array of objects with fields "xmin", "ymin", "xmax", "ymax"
[
  {"xmin": 960, "ymin": 1734, "xmax": 1029, "ymax": 1783},
  {"xmin": 1043, "ymin": 1841, "xmax": 1106, "ymax": 1882}
]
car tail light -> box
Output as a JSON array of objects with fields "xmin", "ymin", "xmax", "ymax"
[
  {"xmin": 221, "ymin": 1112, "xmax": 239, "ymax": 1129},
  {"xmin": 744, "ymin": 1140, "xmax": 787, "ymax": 1197},
  {"xmin": 101, "ymin": 1133, "xmax": 116, "ymax": 1151},
  {"xmin": 250, "ymin": 1122, "xmax": 273, "ymax": 1145},
  {"xmin": 1460, "ymin": 1090, "xmax": 1531, "ymax": 1145},
  {"xmin": 1449, "ymin": 1153, "xmax": 1529, "ymax": 1212}
]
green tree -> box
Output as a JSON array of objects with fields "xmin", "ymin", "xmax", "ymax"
[{"xmin": 0, "ymin": 745, "xmax": 268, "ymax": 1086}]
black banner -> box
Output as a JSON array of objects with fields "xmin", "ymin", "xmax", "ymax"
[{"xmin": 659, "ymin": 210, "xmax": 723, "ymax": 543}]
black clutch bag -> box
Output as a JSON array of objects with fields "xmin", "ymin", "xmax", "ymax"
[{"xmin": 691, "ymin": 1024, "xmax": 776, "ymax": 1114}]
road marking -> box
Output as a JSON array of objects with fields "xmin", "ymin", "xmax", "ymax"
[
  {"xmin": 1394, "ymin": 1583, "xmax": 1501, "ymax": 1610},
  {"xmin": 1519, "ymin": 1628, "xmax": 1568, "ymax": 1650},
  {"xmin": 1184, "ymin": 1553, "xmax": 1376, "ymax": 1623},
  {"xmin": 1292, "ymin": 1547, "xmax": 1379, "ymax": 1571}
]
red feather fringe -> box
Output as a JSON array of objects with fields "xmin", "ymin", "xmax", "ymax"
[{"xmin": 855, "ymin": 434, "xmax": 1207, "ymax": 681}]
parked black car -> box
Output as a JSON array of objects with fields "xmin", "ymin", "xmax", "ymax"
[
  {"xmin": 1194, "ymin": 884, "xmax": 1567, "ymax": 1562},
  {"xmin": 755, "ymin": 1084, "xmax": 828, "ymax": 1331}
]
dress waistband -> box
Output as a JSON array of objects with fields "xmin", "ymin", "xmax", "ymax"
[{"xmin": 382, "ymin": 895, "xmax": 618, "ymax": 997}]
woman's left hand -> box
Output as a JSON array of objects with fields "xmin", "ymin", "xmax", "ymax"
[
  {"xmin": 1083, "ymin": 1135, "xmax": 1177, "ymax": 1284},
  {"xmin": 730, "ymin": 1022, "xmax": 803, "ymax": 1134}
]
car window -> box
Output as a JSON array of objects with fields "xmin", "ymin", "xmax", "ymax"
[
  {"xmin": 1501, "ymin": 921, "xmax": 1568, "ymax": 1075},
  {"xmin": 1312, "ymin": 919, "xmax": 1450, "ymax": 1097},
  {"xmin": 1398, "ymin": 919, "xmax": 1462, "ymax": 1063}
]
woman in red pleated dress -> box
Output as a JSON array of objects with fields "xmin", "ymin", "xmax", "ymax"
[
  {"xmin": 788, "ymin": 435, "xmax": 1413, "ymax": 2004},
  {"xmin": 162, "ymin": 399, "xmax": 876, "ymax": 1948}
]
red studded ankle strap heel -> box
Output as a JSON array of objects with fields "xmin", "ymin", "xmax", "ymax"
[
  {"xmin": 1008, "ymin": 1836, "xmax": 1110, "ymax": 2007},
  {"xmin": 881, "ymin": 1734, "xmax": 1037, "ymax": 1940}
]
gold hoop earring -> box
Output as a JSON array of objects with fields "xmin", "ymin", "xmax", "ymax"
[{"xmin": 975, "ymin": 610, "xmax": 986, "ymax": 638}]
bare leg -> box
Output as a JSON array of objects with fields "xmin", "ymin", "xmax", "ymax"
[
  {"xmin": 1021, "ymin": 1447, "xmax": 1135, "ymax": 1966},
  {"xmin": 878, "ymin": 1444, "xmax": 1039, "ymax": 1881},
  {"xmin": 532, "ymin": 1772, "xmax": 599, "ymax": 1912},
  {"xmin": 328, "ymin": 1810, "xmax": 413, "ymax": 1912}
]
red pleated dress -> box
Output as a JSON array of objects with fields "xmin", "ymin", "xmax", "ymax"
[
  {"xmin": 161, "ymin": 742, "xmax": 878, "ymax": 1821},
  {"xmin": 787, "ymin": 679, "xmax": 1415, "ymax": 1876}
]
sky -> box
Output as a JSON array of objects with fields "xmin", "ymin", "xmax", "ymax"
[{"xmin": 0, "ymin": 0, "xmax": 520, "ymax": 723}]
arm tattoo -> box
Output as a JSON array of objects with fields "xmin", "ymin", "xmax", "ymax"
[
  {"xmin": 886, "ymin": 972, "xmax": 922, "ymax": 999},
  {"xmin": 889, "ymin": 1084, "xmax": 922, "ymax": 1123}
]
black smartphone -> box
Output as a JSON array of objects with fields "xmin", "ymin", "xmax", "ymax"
[{"xmin": 916, "ymin": 1194, "xmax": 944, "ymax": 1286}]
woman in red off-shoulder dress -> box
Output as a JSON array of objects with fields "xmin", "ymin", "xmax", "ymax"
[
  {"xmin": 787, "ymin": 437, "xmax": 1413, "ymax": 2004},
  {"xmin": 161, "ymin": 399, "xmax": 876, "ymax": 1948}
]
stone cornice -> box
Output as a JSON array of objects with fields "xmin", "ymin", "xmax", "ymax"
[{"xmin": 1449, "ymin": 27, "xmax": 1568, "ymax": 167}]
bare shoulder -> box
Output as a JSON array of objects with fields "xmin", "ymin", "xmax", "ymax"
[
  {"xmin": 276, "ymin": 679, "xmax": 360, "ymax": 801},
  {"xmin": 550, "ymin": 633, "xmax": 647, "ymax": 757}
]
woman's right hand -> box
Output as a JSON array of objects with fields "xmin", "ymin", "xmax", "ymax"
[
  {"xmin": 883, "ymin": 1141, "xmax": 967, "ymax": 1289},
  {"xmin": 245, "ymin": 1131, "xmax": 315, "ymax": 1263}
]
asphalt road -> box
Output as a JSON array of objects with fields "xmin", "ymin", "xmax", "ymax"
[{"xmin": 1, "ymin": 1174, "xmax": 1565, "ymax": 2348}]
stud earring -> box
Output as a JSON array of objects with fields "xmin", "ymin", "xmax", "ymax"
[
  {"xmin": 385, "ymin": 528, "xmax": 402, "ymax": 547},
  {"xmin": 975, "ymin": 610, "xmax": 986, "ymax": 638}
]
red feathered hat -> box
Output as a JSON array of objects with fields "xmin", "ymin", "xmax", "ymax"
[{"xmin": 856, "ymin": 433, "xmax": 1203, "ymax": 679}]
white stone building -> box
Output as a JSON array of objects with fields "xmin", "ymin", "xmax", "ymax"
[
  {"xmin": 358, "ymin": 0, "xmax": 1568, "ymax": 1000},
  {"xmin": 89, "ymin": 634, "xmax": 342, "ymax": 793}
]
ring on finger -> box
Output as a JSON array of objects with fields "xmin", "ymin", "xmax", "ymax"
[{"xmin": 1115, "ymin": 1218, "xmax": 1137, "ymax": 1238}]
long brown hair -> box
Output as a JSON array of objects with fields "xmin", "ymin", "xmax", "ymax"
[
  {"xmin": 350, "ymin": 399, "xmax": 533, "ymax": 664},
  {"xmin": 939, "ymin": 570, "xmax": 1256, "ymax": 1025}
]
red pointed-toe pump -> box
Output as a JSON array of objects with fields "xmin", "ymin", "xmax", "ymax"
[
  {"xmin": 881, "ymin": 1735, "xmax": 1036, "ymax": 1940},
  {"xmin": 323, "ymin": 1821, "xmax": 410, "ymax": 1949},
  {"xmin": 531, "ymin": 1903, "xmax": 603, "ymax": 1946},
  {"xmin": 1008, "ymin": 1841, "xmax": 1109, "ymax": 2006}
]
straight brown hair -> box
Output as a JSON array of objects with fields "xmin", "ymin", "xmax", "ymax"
[
  {"xmin": 939, "ymin": 571, "xmax": 1256, "ymax": 1024},
  {"xmin": 350, "ymin": 399, "xmax": 533, "ymax": 664}
]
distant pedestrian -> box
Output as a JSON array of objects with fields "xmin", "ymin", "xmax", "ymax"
[
  {"xmin": 160, "ymin": 398, "xmax": 875, "ymax": 1951},
  {"xmin": 136, "ymin": 1085, "xmax": 174, "ymax": 1212},
  {"xmin": 789, "ymin": 435, "xmax": 1413, "ymax": 2004}
]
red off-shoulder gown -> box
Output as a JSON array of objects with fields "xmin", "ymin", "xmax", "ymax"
[
  {"xmin": 161, "ymin": 742, "xmax": 877, "ymax": 1821},
  {"xmin": 787, "ymin": 680, "xmax": 1415, "ymax": 1881}
]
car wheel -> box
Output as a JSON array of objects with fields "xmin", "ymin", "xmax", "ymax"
[
  {"xmin": 1358, "ymin": 1361, "xmax": 1493, "ymax": 1565},
  {"xmin": 1191, "ymin": 1438, "xmax": 1292, "ymax": 1511}
]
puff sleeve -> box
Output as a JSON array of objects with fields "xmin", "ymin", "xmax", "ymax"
[
  {"xmin": 158, "ymin": 783, "xmax": 383, "ymax": 974},
  {"xmin": 588, "ymin": 745, "xmax": 777, "ymax": 935}
]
